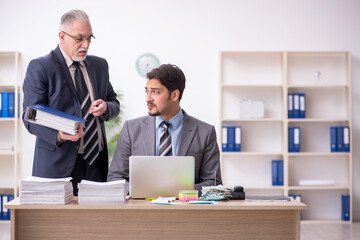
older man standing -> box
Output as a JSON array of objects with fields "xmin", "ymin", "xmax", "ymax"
[{"xmin": 23, "ymin": 9, "xmax": 120, "ymax": 195}]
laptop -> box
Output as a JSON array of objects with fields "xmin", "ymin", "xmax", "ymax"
[{"xmin": 129, "ymin": 156, "xmax": 195, "ymax": 199}]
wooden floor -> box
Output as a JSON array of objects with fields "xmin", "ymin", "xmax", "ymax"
[{"xmin": 1, "ymin": 221, "xmax": 360, "ymax": 239}]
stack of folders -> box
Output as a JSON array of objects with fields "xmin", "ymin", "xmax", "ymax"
[
  {"xmin": 20, "ymin": 176, "xmax": 74, "ymax": 205},
  {"xmin": 24, "ymin": 104, "xmax": 86, "ymax": 135},
  {"xmin": 78, "ymin": 180, "xmax": 127, "ymax": 204},
  {"xmin": 271, "ymin": 160, "xmax": 284, "ymax": 186},
  {"xmin": 330, "ymin": 126, "xmax": 350, "ymax": 152},
  {"xmin": 222, "ymin": 126, "xmax": 241, "ymax": 152},
  {"xmin": 0, "ymin": 92, "xmax": 15, "ymax": 118},
  {"xmin": 288, "ymin": 93, "xmax": 306, "ymax": 118}
]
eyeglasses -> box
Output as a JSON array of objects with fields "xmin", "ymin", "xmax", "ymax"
[{"xmin": 62, "ymin": 31, "xmax": 95, "ymax": 43}]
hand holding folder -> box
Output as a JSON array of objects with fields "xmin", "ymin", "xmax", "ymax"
[{"xmin": 24, "ymin": 104, "xmax": 86, "ymax": 135}]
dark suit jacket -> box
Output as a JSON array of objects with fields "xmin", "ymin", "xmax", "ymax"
[
  {"xmin": 108, "ymin": 111, "xmax": 222, "ymax": 191},
  {"xmin": 22, "ymin": 45, "xmax": 119, "ymax": 178}
]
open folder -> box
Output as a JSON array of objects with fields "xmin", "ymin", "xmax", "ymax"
[{"xmin": 24, "ymin": 104, "xmax": 86, "ymax": 135}]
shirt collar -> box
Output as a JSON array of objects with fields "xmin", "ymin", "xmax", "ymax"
[
  {"xmin": 156, "ymin": 108, "xmax": 183, "ymax": 129},
  {"xmin": 59, "ymin": 45, "xmax": 85, "ymax": 68}
]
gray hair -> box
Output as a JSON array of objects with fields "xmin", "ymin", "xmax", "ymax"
[{"xmin": 59, "ymin": 9, "xmax": 90, "ymax": 31}]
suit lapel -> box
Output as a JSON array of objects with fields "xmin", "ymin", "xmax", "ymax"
[
  {"xmin": 141, "ymin": 116, "xmax": 156, "ymax": 155},
  {"xmin": 178, "ymin": 111, "xmax": 197, "ymax": 156},
  {"xmin": 54, "ymin": 46, "xmax": 78, "ymax": 99}
]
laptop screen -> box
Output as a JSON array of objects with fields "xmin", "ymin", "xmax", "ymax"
[{"xmin": 129, "ymin": 156, "xmax": 195, "ymax": 199}]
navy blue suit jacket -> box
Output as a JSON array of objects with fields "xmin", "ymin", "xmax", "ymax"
[{"xmin": 22, "ymin": 45, "xmax": 119, "ymax": 178}]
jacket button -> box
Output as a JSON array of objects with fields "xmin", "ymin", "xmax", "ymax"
[{"xmin": 75, "ymin": 145, "xmax": 79, "ymax": 150}]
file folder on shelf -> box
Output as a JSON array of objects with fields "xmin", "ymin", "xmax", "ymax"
[
  {"xmin": 271, "ymin": 160, "xmax": 278, "ymax": 186},
  {"xmin": 24, "ymin": 104, "xmax": 86, "ymax": 135},
  {"xmin": 235, "ymin": 126, "xmax": 241, "ymax": 152},
  {"xmin": 299, "ymin": 93, "xmax": 306, "ymax": 118},
  {"xmin": 288, "ymin": 93, "xmax": 294, "ymax": 118},
  {"xmin": 343, "ymin": 126, "xmax": 350, "ymax": 152},
  {"xmin": 330, "ymin": 127, "xmax": 337, "ymax": 152},
  {"xmin": 222, "ymin": 126, "xmax": 228, "ymax": 152},
  {"xmin": 341, "ymin": 195, "xmax": 350, "ymax": 221},
  {"xmin": 227, "ymin": 126, "xmax": 235, "ymax": 151},
  {"xmin": 277, "ymin": 160, "xmax": 283, "ymax": 186},
  {"xmin": 336, "ymin": 127, "xmax": 344, "ymax": 152},
  {"xmin": 1, "ymin": 92, "xmax": 9, "ymax": 118},
  {"xmin": 293, "ymin": 94, "xmax": 300, "ymax": 118},
  {"xmin": 289, "ymin": 127, "xmax": 300, "ymax": 152}
]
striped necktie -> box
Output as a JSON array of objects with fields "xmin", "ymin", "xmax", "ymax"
[
  {"xmin": 159, "ymin": 121, "xmax": 172, "ymax": 156},
  {"xmin": 72, "ymin": 61, "xmax": 99, "ymax": 165}
]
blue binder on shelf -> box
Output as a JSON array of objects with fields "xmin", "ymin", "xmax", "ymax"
[
  {"xmin": 288, "ymin": 93, "xmax": 294, "ymax": 118},
  {"xmin": 0, "ymin": 92, "xmax": 2, "ymax": 117},
  {"xmin": 271, "ymin": 160, "xmax": 278, "ymax": 186},
  {"xmin": 299, "ymin": 93, "xmax": 306, "ymax": 118},
  {"xmin": 271, "ymin": 160, "xmax": 283, "ymax": 186},
  {"xmin": 288, "ymin": 127, "xmax": 294, "ymax": 152},
  {"xmin": 227, "ymin": 126, "xmax": 235, "ymax": 152},
  {"xmin": 277, "ymin": 160, "xmax": 284, "ymax": 186},
  {"xmin": 222, "ymin": 126, "xmax": 228, "ymax": 152},
  {"xmin": 343, "ymin": 126, "xmax": 350, "ymax": 152},
  {"xmin": 235, "ymin": 126, "xmax": 241, "ymax": 152},
  {"xmin": 1, "ymin": 195, "xmax": 14, "ymax": 220},
  {"xmin": 289, "ymin": 127, "xmax": 300, "ymax": 152},
  {"xmin": 337, "ymin": 127, "xmax": 344, "ymax": 152},
  {"xmin": 330, "ymin": 127, "xmax": 337, "ymax": 152},
  {"xmin": 8, "ymin": 92, "xmax": 15, "ymax": 118},
  {"xmin": 1, "ymin": 92, "xmax": 9, "ymax": 118},
  {"xmin": 341, "ymin": 195, "xmax": 350, "ymax": 221},
  {"xmin": 293, "ymin": 94, "xmax": 300, "ymax": 118}
]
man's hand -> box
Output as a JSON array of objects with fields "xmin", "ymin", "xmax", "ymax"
[
  {"xmin": 90, "ymin": 99, "xmax": 108, "ymax": 117},
  {"xmin": 58, "ymin": 125, "xmax": 84, "ymax": 142}
]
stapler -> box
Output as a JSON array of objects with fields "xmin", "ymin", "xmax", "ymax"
[{"xmin": 229, "ymin": 186, "xmax": 245, "ymax": 200}]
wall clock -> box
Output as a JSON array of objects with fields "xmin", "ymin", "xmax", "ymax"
[{"xmin": 135, "ymin": 53, "xmax": 160, "ymax": 77}]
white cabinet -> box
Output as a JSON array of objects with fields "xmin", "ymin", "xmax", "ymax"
[
  {"xmin": 0, "ymin": 52, "xmax": 21, "ymax": 197},
  {"xmin": 219, "ymin": 51, "xmax": 352, "ymax": 222}
]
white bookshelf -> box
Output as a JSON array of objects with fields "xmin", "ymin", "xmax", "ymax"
[
  {"xmin": 219, "ymin": 51, "xmax": 352, "ymax": 222},
  {"xmin": 0, "ymin": 51, "xmax": 21, "ymax": 198}
]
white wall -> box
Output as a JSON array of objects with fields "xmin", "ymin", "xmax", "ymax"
[{"xmin": 1, "ymin": 0, "xmax": 359, "ymax": 219}]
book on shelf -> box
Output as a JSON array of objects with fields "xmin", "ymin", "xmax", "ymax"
[
  {"xmin": 19, "ymin": 176, "xmax": 74, "ymax": 205},
  {"xmin": 24, "ymin": 104, "xmax": 86, "ymax": 135}
]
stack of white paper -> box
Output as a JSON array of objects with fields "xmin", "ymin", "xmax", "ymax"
[
  {"xmin": 78, "ymin": 180, "xmax": 127, "ymax": 204},
  {"xmin": 20, "ymin": 176, "xmax": 74, "ymax": 204},
  {"xmin": 24, "ymin": 104, "xmax": 86, "ymax": 135}
]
